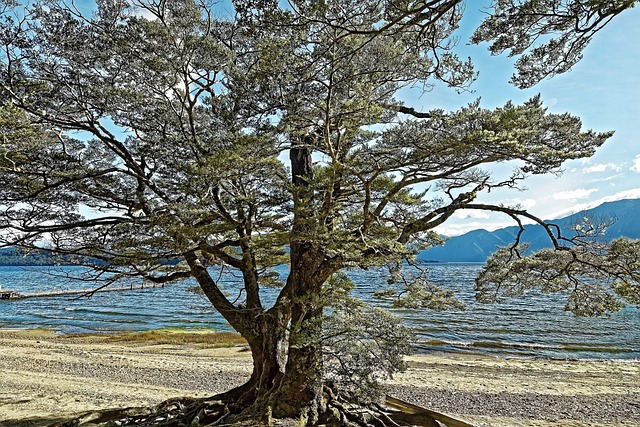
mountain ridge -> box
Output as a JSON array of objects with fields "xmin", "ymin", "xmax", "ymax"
[{"xmin": 419, "ymin": 198, "xmax": 640, "ymax": 263}]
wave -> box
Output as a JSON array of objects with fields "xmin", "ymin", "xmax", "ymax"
[
  {"xmin": 62, "ymin": 307, "xmax": 154, "ymax": 317},
  {"xmin": 34, "ymin": 313, "xmax": 146, "ymax": 324},
  {"xmin": 418, "ymin": 339, "xmax": 637, "ymax": 357}
]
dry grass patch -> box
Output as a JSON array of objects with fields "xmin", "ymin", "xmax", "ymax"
[
  {"xmin": 100, "ymin": 329, "xmax": 247, "ymax": 347},
  {"xmin": 1, "ymin": 327, "xmax": 248, "ymax": 348}
]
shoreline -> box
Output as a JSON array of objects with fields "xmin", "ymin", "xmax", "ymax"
[
  {"xmin": 3, "ymin": 326, "xmax": 637, "ymax": 362},
  {"xmin": 0, "ymin": 330, "xmax": 639, "ymax": 427}
]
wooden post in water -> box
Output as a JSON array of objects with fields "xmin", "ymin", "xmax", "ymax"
[{"xmin": 0, "ymin": 290, "xmax": 17, "ymax": 300}]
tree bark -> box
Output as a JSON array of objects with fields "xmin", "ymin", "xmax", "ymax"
[
  {"xmin": 273, "ymin": 302, "xmax": 325, "ymax": 423},
  {"xmin": 252, "ymin": 134, "xmax": 334, "ymax": 423},
  {"xmin": 270, "ymin": 246, "xmax": 329, "ymax": 423},
  {"xmin": 193, "ymin": 134, "xmax": 336, "ymax": 424},
  {"xmin": 210, "ymin": 267, "xmax": 329, "ymax": 424},
  {"xmin": 215, "ymin": 310, "xmax": 289, "ymax": 414}
]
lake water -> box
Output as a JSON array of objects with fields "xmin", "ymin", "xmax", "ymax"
[{"xmin": 0, "ymin": 264, "xmax": 638, "ymax": 360}]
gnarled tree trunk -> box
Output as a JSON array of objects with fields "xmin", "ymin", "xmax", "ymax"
[
  {"xmin": 185, "ymin": 135, "xmax": 337, "ymax": 424},
  {"xmin": 268, "ymin": 242, "xmax": 333, "ymax": 423}
]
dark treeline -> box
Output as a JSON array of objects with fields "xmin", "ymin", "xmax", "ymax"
[{"xmin": 0, "ymin": 248, "xmax": 76, "ymax": 266}]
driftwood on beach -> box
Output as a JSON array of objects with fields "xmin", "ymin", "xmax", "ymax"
[{"xmin": 384, "ymin": 396, "xmax": 476, "ymax": 427}]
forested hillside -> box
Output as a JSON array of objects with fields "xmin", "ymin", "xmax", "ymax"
[{"xmin": 0, "ymin": 248, "xmax": 61, "ymax": 266}]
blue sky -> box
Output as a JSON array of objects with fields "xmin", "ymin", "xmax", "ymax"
[{"xmin": 414, "ymin": 4, "xmax": 640, "ymax": 236}]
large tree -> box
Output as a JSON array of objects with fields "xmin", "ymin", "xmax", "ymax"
[{"xmin": 1, "ymin": 0, "xmax": 639, "ymax": 425}]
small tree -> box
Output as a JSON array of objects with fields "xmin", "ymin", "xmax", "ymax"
[{"xmin": 1, "ymin": 0, "xmax": 638, "ymax": 425}]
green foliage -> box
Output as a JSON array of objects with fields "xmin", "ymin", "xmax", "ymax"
[
  {"xmin": 607, "ymin": 238, "xmax": 640, "ymax": 305},
  {"xmin": 0, "ymin": 0, "xmax": 626, "ymax": 287},
  {"xmin": 473, "ymin": 0, "xmax": 639, "ymax": 88},
  {"xmin": 0, "ymin": 0, "xmax": 636, "ymax": 314},
  {"xmin": 375, "ymin": 263, "xmax": 466, "ymax": 311},
  {"xmin": 476, "ymin": 235, "xmax": 640, "ymax": 316},
  {"xmin": 323, "ymin": 306, "xmax": 414, "ymax": 403},
  {"xmin": 323, "ymin": 273, "xmax": 414, "ymax": 403}
]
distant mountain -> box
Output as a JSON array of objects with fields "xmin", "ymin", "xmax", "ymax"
[{"xmin": 418, "ymin": 198, "xmax": 640, "ymax": 263}]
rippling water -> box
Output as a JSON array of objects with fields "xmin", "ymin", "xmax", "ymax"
[{"xmin": 0, "ymin": 264, "xmax": 638, "ymax": 360}]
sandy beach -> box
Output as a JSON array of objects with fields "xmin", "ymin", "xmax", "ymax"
[{"xmin": 0, "ymin": 330, "xmax": 638, "ymax": 427}]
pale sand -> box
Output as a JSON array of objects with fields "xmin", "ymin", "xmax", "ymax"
[{"xmin": 0, "ymin": 330, "xmax": 638, "ymax": 427}]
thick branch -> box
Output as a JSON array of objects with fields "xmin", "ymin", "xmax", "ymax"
[
  {"xmin": 184, "ymin": 250, "xmax": 250, "ymax": 333},
  {"xmin": 382, "ymin": 104, "xmax": 433, "ymax": 119},
  {"xmin": 198, "ymin": 241, "xmax": 243, "ymax": 269}
]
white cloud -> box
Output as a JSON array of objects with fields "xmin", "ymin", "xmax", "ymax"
[
  {"xmin": 453, "ymin": 210, "xmax": 490, "ymax": 220},
  {"xmin": 435, "ymin": 221, "xmax": 510, "ymax": 237},
  {"xmin": 583, "ymin": 164, "xmax": 607, "ymax": 173},
  {"xmin": 552, "ymin": 188, "xmax": 599, "ymax": 201},
  {"xmin": 588, "ymin": 173, "xmax": 624, "ymax": 183},
  {"xmin": 501, "ymin": 198, "xmax": 537, "ymax": 209},
  {"xmin": 600, "ymin": 188, "xmax": 640, "ymax": 202},
  {"xmin": 582, "ymin": 163, "xmax": 623, "ymax": 174},
  {"xmin": 546, "ymin": 188, "xmax": 640, "ymax": 219},
  {"xmin": 631, "ymin": 155, "xmax": 640, "ymax": 173}
]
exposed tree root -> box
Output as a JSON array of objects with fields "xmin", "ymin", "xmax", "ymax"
[{"xmin": 49, "ymin": 392, "xmax": 476, "ymax": 427}]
